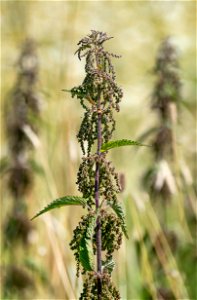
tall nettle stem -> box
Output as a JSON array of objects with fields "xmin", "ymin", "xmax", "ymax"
[{"xmin": 95, "ymin": 93, "xmax": 102, "ymax": 298}]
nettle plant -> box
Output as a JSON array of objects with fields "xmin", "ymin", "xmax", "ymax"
[
  {"xmin": 3, "ymin": 38, "xmax": 41, "ymax": 295},
  {"xmin": 142, "ymin": 37, "xmax": 184, "ymax": 206},
  {"xmin": 139, "ymin": 37, "xmax": 196, "ymax": 300},
  {"xmin": 33, "ymin": 30, "xmax": 145, "ymax": 299},
  {"xmin": 4, "ymin": 38, "xmax": 40, "ymax": 245}
]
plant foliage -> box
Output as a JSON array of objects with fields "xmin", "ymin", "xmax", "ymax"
[
  {"xmin": 110, "ymin": 201, "xmax": 129, "ymax": 239},
  {"xmin": 101, "ymin": 139, "xmax": 149, "ymax": 152},
  {"xmin": 79, "ymin": 215, "xmax": 96, "ymax": 271},
  {"xmin": 32, "ymin": 196, "xmax": 87, "ymax": 220}
]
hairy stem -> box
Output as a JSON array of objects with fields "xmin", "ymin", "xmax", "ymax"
[{"xmin": 95, "ymin": 91, "xmax": 102, "ymax": 299}]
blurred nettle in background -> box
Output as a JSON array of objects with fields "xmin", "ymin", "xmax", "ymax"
[
  {"xmin": 2, "ymin": 38, "xmax": 44, "ymax": 299},
  {"xmin": 137, "ymin": 37, "xmax": 196, "ymax": 300},
  {"xmin": 1, "ymin": 1, "xmax": 196, "ymax": 300}
]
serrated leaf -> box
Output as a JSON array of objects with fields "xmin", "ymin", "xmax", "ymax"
[
  {"xmin": 79, "ymin": 237, "xmax": 94, "ymax": 271},
  {"xmin": 101, "ymin": 139, "xmax": 150, "ymax": 152},
  {"xmin": 31, "ymin": 196, "xmax": 87, "ymax": 220},
  {"xmin": 79, "ymin": 216, "xmax": 96, "ymax": 271},
  {"xmin": 102, "ymin": 258, "xmax": 115, "ymax": 274},
  {"xmin": 111, "ymin": 202, "xmax": 129, "ymax": 239}
]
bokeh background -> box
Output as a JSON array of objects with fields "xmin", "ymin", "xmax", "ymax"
[{"xmin": 1, "ymin": 1, "xmax": 196, "ymax": 299}]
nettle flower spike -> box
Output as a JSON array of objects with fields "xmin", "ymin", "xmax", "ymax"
[{"xmin": 33, "ymin": 30, "xmax": 147, "ymax": 300}]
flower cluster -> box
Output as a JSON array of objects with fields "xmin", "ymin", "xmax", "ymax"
[
  {"xmin": 76, "ymin": 153, "xmax": 121, "ymax": 207},
  {"xmin": 79, "ymin": 272, "xmax": 121, "ymax": 300},
  {"xmin": 93, "ymin": 210, "xmax": 123, "ymax": 259},
  {"xmin": 70, "ymin": 30, "xmax": 123, "ymax": 155}
]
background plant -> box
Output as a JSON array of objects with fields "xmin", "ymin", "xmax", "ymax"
[
  {"xmin": 136, "ymin": 37, "xmax": 196, "ymax": 300},
  {"xmin": 2, "ymin": 38, "xmax": 42, "ymax": 298}
]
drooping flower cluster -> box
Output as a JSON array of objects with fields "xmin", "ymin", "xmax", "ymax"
[
  {"xmin": 76, "ymin": 153, "xmax": 121, "ymax": 207},
  {"xmin": 70, "ymin": 30, "xmax": 123, "ymax": 155},
  {"xmin": 79, "ymin": 272, "xmax": 121, "ymax": 300}
]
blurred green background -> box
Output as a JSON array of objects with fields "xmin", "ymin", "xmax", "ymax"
[{"xmin": 1, "ymin": 1, "xmax": 196, "ymax": 299}]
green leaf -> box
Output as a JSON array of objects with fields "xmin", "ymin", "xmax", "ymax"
[
  {"xmin": 31, "ymin": 196, "xmax": 87, "ymax": 220},
  {"xmin": 102, "ymin": 258, "xmax": 115, "ymax": 274},
  {"xmin": 111, "ymin": 201, "xmax": 129, "ymax": 239},
  {"xmin": 79, "ymin": 216, "xmax": 96, "ymax": 271},
  {"xmin": 101, "ymin": 139, "xmax": 150, "ymax": 152},
  {"xmin": 79, "ymin": 238, "xmax": 94, "ymax": 271}
]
